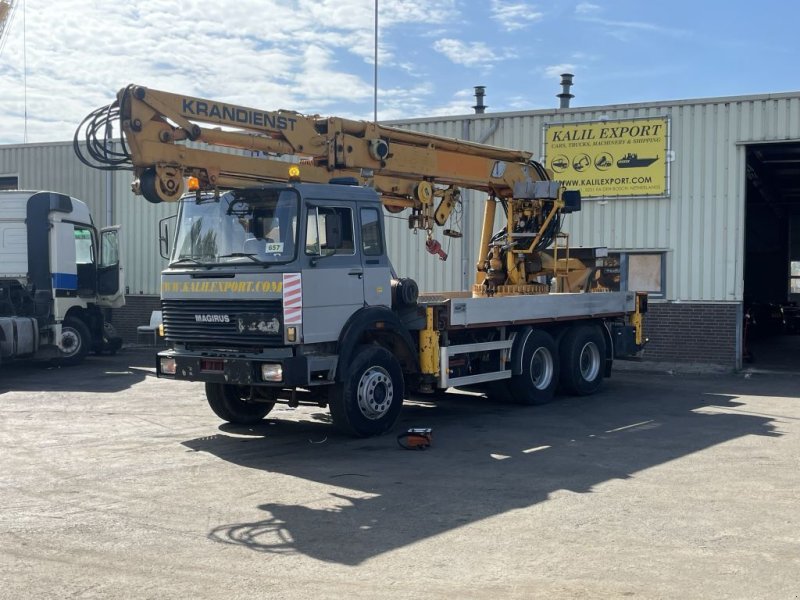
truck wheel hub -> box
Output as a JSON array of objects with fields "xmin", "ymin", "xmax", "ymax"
[
  {"xmin": 529, "ymin": 347, "xmax": 554, "ymax": 390},
  {"xmin": 61, "ymin": 329, "xmax": 80, "ymax": 354},
  {"xmin": 579, "ymin": 342, "xmax": 601, "ymax": 381},
  {"xmin": 356, "ymin": 366, "xmax": 393, "ymax": 420}
]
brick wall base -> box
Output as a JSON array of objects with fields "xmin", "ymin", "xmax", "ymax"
[
  {"xmin": 110, "ymin": 295, "xmax": 161, "ymax": 344},
  {"xmin": 642, "ymin": 302, "xmax": 739, "ymax": 367},
  {"xmin": 109, "ymin": 297, "xmax": 742, "ymax": 367}
]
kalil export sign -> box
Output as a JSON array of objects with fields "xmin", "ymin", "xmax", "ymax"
[{"xmin": 543, "ymin": 116, "xmax": 669, "ymax": 199}]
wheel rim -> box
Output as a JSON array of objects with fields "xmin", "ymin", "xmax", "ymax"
[
  {"xmin": 231, "ymin": 386, "xmax": 250, "ymax": 404},
  {"xmin": 60, "ymin": 327, "xmax": 81, "ymax": 357},
  {"xmin": 356, "ymin": 366, "xmax": 393, "ymax": 420},
  {"xmin": 529, "ymin": 347, "xmax": 554, "ymax": 390},
  {"xmin": 579, "ymin": 341, "xmax": 601, "ymax": 381}
]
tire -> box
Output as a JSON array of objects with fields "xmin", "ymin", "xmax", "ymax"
[
  {"xmin": 205, "ymin": 383, "xmax": 275, "ymax": 425},
  {"xmin": 508, "ymin": 329, "xmax": 559, "ymax": 405},
  {"xmin": 484, "ymin": 380, "xmax": 512, "ymax": 402},
  {"xmin": 54, "ymin": 318, "xmax": 92, "ymax": 366},
  {"xmin": 329, "ymin": 345, "xmax": 404, "ymax": 437},
  {"xmin": 559, "ymin": 324, "xmax": 607, "ymax": 396},
  {"xmin": 94, "ymin": 322, "xmax": 122, "ymax": 355}
]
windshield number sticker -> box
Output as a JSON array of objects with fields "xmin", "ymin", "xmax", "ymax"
[{"xmin": 265, "ymin": 242, "xmax": 284, "ymax": 253}]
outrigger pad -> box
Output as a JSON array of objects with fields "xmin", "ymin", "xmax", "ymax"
[{"xmin": 397, "ymin": 428, "xmax": 433, "ymax": 450}]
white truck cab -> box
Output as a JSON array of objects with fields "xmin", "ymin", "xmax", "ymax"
[{"xmin": 0, "ymin": 190, "xmax": 124, "ymax": 365}]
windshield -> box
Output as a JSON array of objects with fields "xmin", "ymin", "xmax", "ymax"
[{"xmin": 171, "ymin": 188, "xmax": 299, "ymax": 265}]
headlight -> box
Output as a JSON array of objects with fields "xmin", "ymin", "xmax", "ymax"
[
  {"xmin": 261, "ymin": 363, "xmax": 283, "ymax": 382},
  {"xmin": 160, "ymin": 357, "xmax": 177, "ymax": 375}
]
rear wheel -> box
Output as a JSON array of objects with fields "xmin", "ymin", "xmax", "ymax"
[
  {"xmin": 508, "ymin": 329, "xmax": 559, "ymax": 405},
  {"xmin": 205, "ymin": 383, "xmax": 275, "ymax": 425},
  {"xmin": 559, "ymin": 324, "xmax": 606, "ymax": 395},
  {"xmin": 54, "ymin": 318, "xmax": 91, "ymax": 366},
  {"xmin": 329, "ymin": 345, "xmax": 404, "ymax": 437}
]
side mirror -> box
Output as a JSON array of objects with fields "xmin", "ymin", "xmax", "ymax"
[
  {"xmin": 159, "ymin": 215, "xmax": 176, "ymax": 260},
  {"xmin": 324, "ymin": 212, "xmax": 343, "ymax": 250}
]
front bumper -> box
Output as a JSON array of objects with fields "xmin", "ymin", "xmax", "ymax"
[{"xmin": 156, "ymin": 349, "xmax": 309, "ymax": 386}]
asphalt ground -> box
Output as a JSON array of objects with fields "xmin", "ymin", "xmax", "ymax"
[{"xmin": 1, "ymin": 349, "xmax": 798, "ymax": 599}]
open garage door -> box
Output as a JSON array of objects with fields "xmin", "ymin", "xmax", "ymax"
[{"xmin": 744, "ymin": 142, "xmax": 800, "ymax": 370}]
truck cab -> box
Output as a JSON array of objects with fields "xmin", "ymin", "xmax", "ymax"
[
  {"xmin": 158, "ymin": 181, "xmax": 392, "ymax": 344},
  {"xmin": 0, "ymin": 191, "xmax": 124, "ymax": 364}
]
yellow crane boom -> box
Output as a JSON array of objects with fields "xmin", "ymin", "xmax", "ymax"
[
  {"xmin": 0, "ymin": 0, "xmax": 18, "ymax": 57},
  {"xmin": 75, "ymin": 84, "xmax": 583, "ymax": 295}
]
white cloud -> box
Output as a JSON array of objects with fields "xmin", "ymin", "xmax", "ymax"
[
  {"xmin": 575, "ymin": 2, "xmax": 601, "ymax": 15},
  {"xmin": 0, "ymin": 0, "xmax": 769, "ymax": 146},
  {"xmin": 502, "ymin": 95, "xmax": 547, "ymax": 111},
  {"xmin": 292, "ymin": 44, "xmax": 374, "ymax": 107},
  {"xmin": 544, "ymin": 64, "xmax": 577, "ymax": 78},
  {"xmin": 579, "ymin": 16, "xmax": 689, "ymax": 41},
  {"xmin": 490, "ymin": 1, "xmax": 544, "ymax": 31},
  {"xmin": 432, "ymin": 38, "xmax": 500, "ymax": 69},
  {"xmin": 0, "ymin": 0, "xmax": 460, "ymax": 144}
]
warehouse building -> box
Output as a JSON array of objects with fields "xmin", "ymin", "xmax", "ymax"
[
  {"xmin": 1, "ymin": 90, "xmax": 799, "ymax": 370},
  {"xmin": 389, "ymin": 90, "xmax": 800, "ymax": 371}
]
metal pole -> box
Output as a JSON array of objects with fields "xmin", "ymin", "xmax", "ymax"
[
  {"xmin": 22, "ymin": 0, "xmax": 27, "ymax": 142},
  {"xmin": 105, "ymin": 159, "xmax": 113, "ymax": 227},
  {"xmin": 373, "ymin": 0, "xmax": 378, "ymax": 122},
  {"xmin": 461, "ymin": 120, "xmax": 470, "ymax": 291}
]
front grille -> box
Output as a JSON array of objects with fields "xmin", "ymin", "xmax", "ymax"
[{"xmin": 162, "ymin": 299, "xmax": 284, "ymax": 347}]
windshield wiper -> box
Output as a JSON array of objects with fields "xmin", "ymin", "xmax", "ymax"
[
  {"xmin": 170, "ymin": 257, "xmax": 212, "ymax": 267},
  {"xmin": 219, "ymin": 252, "xmax": 268, "ymax": 264}
]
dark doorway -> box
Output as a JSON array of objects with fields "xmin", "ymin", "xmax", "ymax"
[{"xmin": 743, "ymin": 142, "xmax": 800, "ymax": 370}]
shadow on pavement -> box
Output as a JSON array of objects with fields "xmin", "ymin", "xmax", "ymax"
[
  {"xmin": 0, "ymin": 347, "xmax": 158, "ymax": 394},
  {"xmin": 182, "ymin": 371, "xmax": 784, "ymax": 565}
]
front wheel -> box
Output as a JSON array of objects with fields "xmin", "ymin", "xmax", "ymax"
[
  {"xmin": 329, "ymin": 345, "xmax": 405, "ymax": 437},
  {"xmin": 54, "ymin": 318, "xmax": 91, "ymax": 366},
  {"xmin": 559, "ymin": 324, "xmax": 607, "ymax": 396},
  {"xmin": 205, "ymin": 383, "xmax": 275, "ymax": 425}
]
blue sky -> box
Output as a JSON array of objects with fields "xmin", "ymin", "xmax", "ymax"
[{"xmin": 0, "ymin": 0, "xmax": 798, "ymax": 144}]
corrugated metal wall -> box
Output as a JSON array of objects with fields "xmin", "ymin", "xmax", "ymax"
[
  {"xmin": 389, "ymin": 93, "xmax": 800, "ymax": 301},
  {"xmin": 2, "ymin": 92, "xmax": 799, "ymax": 300},
  {"xmin": 0, "ymin": 141, "xmax": 176, "ymax": 295}
]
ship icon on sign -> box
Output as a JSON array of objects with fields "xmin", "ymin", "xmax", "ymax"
[{"xmin": 617, "ymin": 153, "xmax": 658, "ymax": 168}]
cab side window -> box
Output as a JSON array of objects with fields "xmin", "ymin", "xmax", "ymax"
[
  {"xmin": 74, "ymin": 227, "xmax": 95, "ymax": 264},
  {"xmin": 305, "ymin": 206, "xmax": 355, "ymax": 255},
  {"xmin": 360, "ymin": 208, "xmax": 383, "ymax": 256}
]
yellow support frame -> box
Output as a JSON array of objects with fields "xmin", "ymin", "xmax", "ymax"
[{"xmin": 418, "ymin": 307, "xmax": 440, "ymax": 376}]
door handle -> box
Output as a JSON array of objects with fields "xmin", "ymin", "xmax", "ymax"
[{"xmin": 348, "ymin": 269, "xmax": 363, "ymax": 279}]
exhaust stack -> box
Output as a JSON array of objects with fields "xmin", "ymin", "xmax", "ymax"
[
  {"xmin": 557, "ymin": 73, "xmax": 574, "ymax": 109},
  {"xmin": 473, "ymin": 86, "xmax": 487, "ymax": 114}
]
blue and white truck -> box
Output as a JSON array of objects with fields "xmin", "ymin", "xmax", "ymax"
[{"xmin": 0, "ymin": 190, "xmax": 124, "ymax": 365}]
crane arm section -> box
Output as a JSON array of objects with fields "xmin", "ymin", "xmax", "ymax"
[{"xmin": 78, "ymin": 85, "xmax": 551, "ymax": 206}]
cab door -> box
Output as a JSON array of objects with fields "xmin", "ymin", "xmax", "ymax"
[
  {"xmin": 301, "ymin": 202, "xmax": 364, "ymax": 343},
  {"xmin": 358, "ymin": 205, "xmax": 392, "ymax": 307},
  {"xmin": 97, "ymin": 226, "xmax": 125, "ymax": 308}
]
